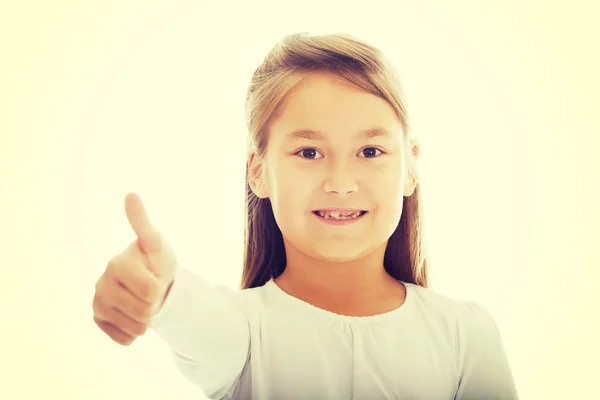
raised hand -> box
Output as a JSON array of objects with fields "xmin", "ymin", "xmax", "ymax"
[{"xmin": 92, "ymin": 193, "xmax": 178, "ymax": 345}]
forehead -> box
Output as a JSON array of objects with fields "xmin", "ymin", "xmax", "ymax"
[{"xmin": 270, "ymin": 71, "xmax": 402, "ymax": 139}]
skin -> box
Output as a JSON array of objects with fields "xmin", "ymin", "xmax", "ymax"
[{"xmin": 249, "ymin": 71, "xmax": 420, "ymax": 317}]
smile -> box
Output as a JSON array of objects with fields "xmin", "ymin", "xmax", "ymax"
[{"xmin": 312, "ymin": 209, "xmax": 368, "ymax": 225}]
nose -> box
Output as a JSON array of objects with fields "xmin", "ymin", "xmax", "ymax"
[{"xmin": 323, "ymin": 161, "xmax": 359, "ymax": 195}]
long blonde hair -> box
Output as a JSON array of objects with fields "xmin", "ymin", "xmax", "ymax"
[{"xmin": 241, "ymin": 32, "xmax": 429, "ymax": 289}]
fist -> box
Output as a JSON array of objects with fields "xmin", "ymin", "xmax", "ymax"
[{"xmin": 92, "ymin": 192, "xmax": 178, "ymax": 346}]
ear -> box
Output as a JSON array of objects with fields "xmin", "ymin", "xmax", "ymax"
[
  {"xmin": 403, "ymin": 139, "xmax": 420, "ymax": 197},
  {"xmin": 248, "ymin": 152, "xmax": 269, "ymax": 199}
]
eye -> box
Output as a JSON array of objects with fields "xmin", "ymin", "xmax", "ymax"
[
  {"xmin": 295, "ymin": 148, "xmax": 324, "ymax": 159},
  {"xmin": 358, "ymin": 147, "xmax": 383, "ymax": 158}
]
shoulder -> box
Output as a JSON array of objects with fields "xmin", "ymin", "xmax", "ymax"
[
  {"xmin": 448, "ymin": 301, "xmax": 518, "ymax": 398},
  {"xmin": 406, "ymin": 282, "xmax": 470, "ymax": 321},
  {"xmin": 409, "ymin": 285, "xmax": 518, "ymax": 397},
  {"xmin": 406, "ymin": 284, "xmax": 502, "ymax": 345},
  {"xmin": 408, "ymin": 283, "xmax": 494, "ymax": 316},
  {"xmin": 230, "ymin": 281, "xmax": 274, "ymax": 317},
  {"xmin": 454, "ymin": 299, "xmax": 505, "ymax": 358},
  {"xmin": 456, "ymin": 299, "xmax": 499, "ymax": 332}
]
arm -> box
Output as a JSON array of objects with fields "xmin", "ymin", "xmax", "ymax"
[
  {"xmin": 150, "ymin": 265, "xmax": 250, "ymax": 399},
  {"xmin": 455, "ymin": 301, "xmax": 519, "ymax": 400}
]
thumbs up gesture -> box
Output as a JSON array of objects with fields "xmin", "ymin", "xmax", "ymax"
[{"xmin": 92, "ymin": 193, "xmax": 178, "ymax": 345}]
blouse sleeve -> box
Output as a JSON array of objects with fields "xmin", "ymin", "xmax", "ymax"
[
  {"xmin": 454, "ymin": 300, "xmax": 519, "ymax": 400},
  {"xmin": 149, "ymin": 265, "xmax": 250, "ymax": 399}
]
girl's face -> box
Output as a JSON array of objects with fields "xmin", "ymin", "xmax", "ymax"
[{"xmin": 250, "ymin": 71, "xmax": 417, "ymax": 264}]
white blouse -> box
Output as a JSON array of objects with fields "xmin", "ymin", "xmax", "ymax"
[{"xmin": 150, "ymin": 265, "xmax": 518, "ymax": 399}]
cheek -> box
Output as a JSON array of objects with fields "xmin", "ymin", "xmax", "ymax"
[
  {"xmin": 371, "ymin": 180, "xmax": 405, "ymax": 242},
  {"xmin": 369, "ymin": 164, "xmax": 405, "ymax": 214},
  {"xmin": 267, "ymin": 163, "xmax": 312, "ymax": 228}
]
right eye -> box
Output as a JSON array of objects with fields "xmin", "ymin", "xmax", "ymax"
[{"xmin": 295, "ymin": 148, "xmax": 324, "ymax": 160}]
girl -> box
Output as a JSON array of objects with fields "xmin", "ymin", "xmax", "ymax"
[{"xmin": 93, "ymin": 32, "xmax": 519, "ymax": 399}]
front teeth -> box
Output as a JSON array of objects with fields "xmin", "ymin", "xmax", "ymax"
[{"xmin": 316, "ymin": 210, "xmax": 363, "ymax": 219}]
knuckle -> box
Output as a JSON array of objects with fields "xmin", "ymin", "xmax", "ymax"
[
  {"xmin": 93, "ymin": 315, "xmax": 103, "ymax": 328},
  {"xmin": 102, "ymin": 319, "xmax": 136, "ymax": 346},
  {"xmin": 120, "ymin": 295, "xmax": 149, "ymax": 323},
  {"xmin": 131, "ymin": 321, "xmax": 148, "ymax": 336},
  {"xmin": 106, "ymin": 258, "xmax": 120, "ymax": 276},
  {"xmin": 92, "ymin": 294, "xmax": 101, "ymax": 314},
  {"xmin": 134, "ymin": 303, "xmax": 153, "ymax": 324},
  {"xmin": 93, "ymin": 292, "xmax": 112, "ymax": 319},
  {"xmin": 116, "ymin": 312, "xmax": 146, "ymax": 337},
  {"xmin": 95, "ymin": 278, "xmax": 115, "ymax": 306},
  {"xmin": 139, "ymin": 276, "xmax": 159, "ymax": 303},
  {"xmin": 112, "ymin": 293, "xmax": 130, "ymax": 316},
  {"xmin": 95, "ymin": 275, "xmax": 112, "ymax": 299},
  {"xmin": 94, "ymin": 276, "xmax": 104, "ymax": 294}
]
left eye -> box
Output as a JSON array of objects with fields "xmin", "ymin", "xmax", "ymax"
[{"xmin": 359, "ymin": 147, "xmax": 382, "ymax": 158}]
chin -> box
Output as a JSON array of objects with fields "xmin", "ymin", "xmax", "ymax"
[{"xmin": 309, "ymin": 242, "xmax": 372, "ymax": 264}]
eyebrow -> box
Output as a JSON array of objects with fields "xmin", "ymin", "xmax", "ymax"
[{"xmin": 285, "ymin": 127, "xmax": 393, "ymax": 141}]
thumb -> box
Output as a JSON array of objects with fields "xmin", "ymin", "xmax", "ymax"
[{"xmin": 125, "ymin": 192, "xmax": 163, "ymax": 254}]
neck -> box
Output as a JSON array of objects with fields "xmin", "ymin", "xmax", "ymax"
[
  {"xmin": 274, "ymin": 239, "xmax": 406, "ymax": 317},
  {"xmin": 276, "ymin": 239, "xmax": 396, "ymax": 300}
]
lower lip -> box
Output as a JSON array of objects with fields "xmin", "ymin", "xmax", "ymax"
[{"xmin": 312, "ymin": 211, "xmax": 368, "ymax": 225}]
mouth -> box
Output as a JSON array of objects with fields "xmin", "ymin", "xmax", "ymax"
[{"xmin": 312, "ymin": 209, "xmax": 368, "ymax": 220}]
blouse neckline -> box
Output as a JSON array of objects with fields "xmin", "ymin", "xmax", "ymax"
[{"xmin": 265, "ymin": 278, "xmax": 416, "ymax": 323}]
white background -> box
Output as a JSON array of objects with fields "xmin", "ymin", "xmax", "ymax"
[{"xmin": 2, "ymin": 1, "xmax": 599, "ymax": 398}]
